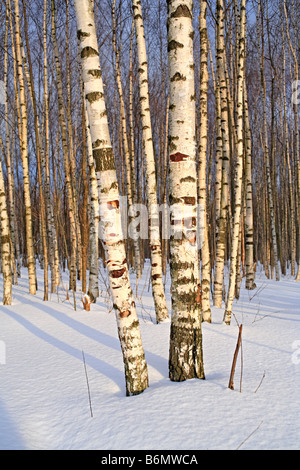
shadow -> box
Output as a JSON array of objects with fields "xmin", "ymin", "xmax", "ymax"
[
  {"xmin": 0, "ymin": 398, "xmax": 26, "ymax": 450},
  {"xmin": 1, "ymin": 294, "xmax": 169, "ymax": 388},
  {"xmin": 1, "ymin": 306, "xmax": 124, "ymax": 393}
]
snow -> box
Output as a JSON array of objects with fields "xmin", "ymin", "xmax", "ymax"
[{"xmin": 0, "ymin": 262, "xmax": 299, "ymax": 450}]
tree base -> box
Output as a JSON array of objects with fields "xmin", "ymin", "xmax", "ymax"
[{"xmin": 169, "ymin": 323, "xmax": 205, "ymax": 382}]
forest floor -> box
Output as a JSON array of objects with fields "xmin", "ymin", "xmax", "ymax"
[{"xmin": 0, "ymin": 261, "xmax": 299, "ymax": 450}]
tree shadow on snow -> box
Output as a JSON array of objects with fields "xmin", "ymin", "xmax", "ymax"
[
  {"xmin": 0, "ymin": 398, "xmax": 26, "ymax": 450},
  {"xmin": 1, "ymin": 295, "xmax": 168, "ymax": 393}
]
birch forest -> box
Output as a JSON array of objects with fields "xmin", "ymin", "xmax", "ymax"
[{"xmin": 0, "ymin": 0, "xmax": 299, "ymax": 397}]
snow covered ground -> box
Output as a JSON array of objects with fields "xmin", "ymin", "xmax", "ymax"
[{"xmin": 0, "ymin": 262, "xmax": 299, "ymax": 450}]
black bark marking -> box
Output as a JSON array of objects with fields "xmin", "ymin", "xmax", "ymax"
[
  {"xmin": 93, "ymin": 148, "xmax": 115, "ymax": 172},
  {"xmin": 86, "ymin": 92, "xmax": 102, "ymax": 104},
  {"xmin": 171, "ymin": 72, "xmax": 186, "ymax": 82},
  {"xmin": 81, "ymin": 46, "xmax": 98, "ymax": 59},
  {"xmin": 180, "ymin": 176, "xmax": 196, "ymax": 183},
  {"xmin": 77, "ymin": 30, "xmax": 90, "ymax": 41},
  {"xmin": 88, "ymin": 69, "xmax": 102, "ymax": 78},
  {"xmin": 168, "ymin": 40, "xmax": 184, "ymax": 52},
  {"xmin": 170, "ymin": 4, "xmax": 192, "ymax": 19},
  {"xmin": 182, "ymin": 196, "xmax": 196, "ymax": 205}
]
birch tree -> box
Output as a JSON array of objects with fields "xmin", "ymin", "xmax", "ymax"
[
  {"xmin": 132, "ymin": 0, "xmax": 169, "ymax": 323},
  {"xmin": 12, "ymin": 0, "xmax": 36, "ymax": 295},
  {"xmin": 112, "ymin": 0, "xmax": 142, "ymax": 281},
  {"xmin": 283, "ymin": 0, "xmax": 300, "ymax": 282},
  {"xmin": 257, "ymin": 0, "xmax": 280, "ymax": 282},
  {"xmin": 213, "ymin": 0, "xmax": 231, "ymax": 308},
  {"xmin": 224, "ymin": 0, "xmax": 246, "ymax": 325},
  {"xmin": 51, "ymin": 0, "xmax": 78, "ymax": 292},
  {"xmin": 74, "ymin": 0, "xmax": 148, "ymax": 396},
  {"xmin": 198, "ymin": 0, "xmax": 211, "ymax": 323},
  {"xmin": 0, "ymin": 156, "xmax": 12, "ymax": 305},
  {"xmin": 167, "ymin": 0, "xmax": 205, "ymax": 382}
]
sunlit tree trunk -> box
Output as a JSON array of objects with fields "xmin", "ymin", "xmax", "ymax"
[
  {"xmin": 22, "ymin": 0, "xmax": 49, "ymax": 301},
  {"xmin": 4, "ymin": 7, "xmax": 20, "ymax": 282},
  {"xmin": 43, "ymin": 0, "xmax": 59, "ymax": 292},
  {"xmin": 167, "ymin": 0, "xmax": 205, "ymax": 382},
  {"xmin": 198, "ymin": 0, "xmax": 211, "ymax": 323},
  {"xmin": 84, "ymin": 101, "xmax": 99, "ymax": 303},
  {"xmin": 244, "ymin": 82, "xmax": 255, "ymax": 290},
  {"xmin": 224, "ymin": 0, "xmax": 246, "ymax": 325},
  {"xmin": 283, "ymin": 0, "xmax": 300, "ymax": 281},
  {"xmin": 213, "ymin": 0, "xmax": 230, "ymax": 307},
  {"xmin": 51, "ymin": 0, "xmax": 77, "ymax": 292},
  {"xmin": 257, "ymin": 0, "xmax": 280, "ymax": 282},
  {"xmin": 75, "ymin": 0, "xmax": 149, "ymax": 396},
  {"xmin": 132, "ymin": 0, "xmax": 169, "ymax": 323},
  {"xmin": 0, "ymin": 156, "xmax": 12, "ymax": 305},
  {"xmin": 13, "ymin": 0, "xmax": 36, "ymax": 295},
  {"xmin": 112, "ymin": 1, "xmax": 142, "ymax": 281}
]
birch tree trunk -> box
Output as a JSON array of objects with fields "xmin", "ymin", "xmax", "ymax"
[
  {"xmin": 22, "ymin": 0, "xmax": 49, "ymax": 301},
  {"xmin": 112, "ymin": 1, "xmax": 142, "ymax": 281},
  {"xmin": 43, "ymin": 0, "xmax": 59, "ymax": 292},
  {"xmin": 51, "ymin": 0, "xmax": 77, "ymax": 292},
  {"xmin": 132, "ymin": 0, "xmax": 169, "ymax": 323},
  {"xmin": 257, "ymin": 0, "xmax": 280, "ymax": 282},
  {"xmin": 128, "ymin": 19, "xmax": 142, "ymax": 280},
  {"xmin": 198, "ymin": 0, "xmax": 211, "ymax": 323},
  {"xmin": 66, "ymin": 0, "xmax": 82, "ymax": 282},
  {"xmin": 224, "ymin": 0, "xmax": 246, "ymax": 325},
  {"xmin": 0, "ymin": 156, "xmax": 12, "ymax": 305},
  {"xmin": 167, "ymin": 0, "xmax": 205, "ymax": 382},
  {"xmin": 13, "ymin": 0, "xmax": 36, "ymax": 295},
  {"xmin": 213, "ymin": 0, "xmax": 231, "ymax": 308},
  {"xmin": 281, "ymin": 13, "xmax": 296, "ymax": 278},
  {"xmin": 283, "ymin": 0, "xmax": 300, "ymax": 281},
  {"xmin": 85, "ymin": 103, "xmax": 99, "ymax": 303},
  {"xmin": 244, "ymin": 81, "xmax": 255, "ymax": 290},
  {"xmin": 75, "ymin": 0, "xmax": 148, "ymax": 396}
]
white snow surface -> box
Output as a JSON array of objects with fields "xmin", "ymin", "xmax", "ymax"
[{"xmin": 0, "ymin": 262, "xmax": 299, "ymax": 450}]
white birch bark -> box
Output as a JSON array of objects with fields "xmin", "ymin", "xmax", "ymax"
[
  {"xmin": 224, "ymin": 0, "xmax": 246, "ymax": 325},
  {"xmin": 4, "ymin": 8, "xmax": 20, "ymax": 282},
  {"xmin": 257, "ymin": 0, "xmax": 280, "ymax": 282},
  {"xmin": 281, "ymin": 14, "xmax": 296, "ymax": 278},
  {"xmin": 283, "ymin": 0, "xmax": 300, "ymax": 282},
  {"xmin": 0, "ymin": 156, "xmax": 12, "ymax": 305},
  {"xmin": 13, "ymin": 0, "xmax": 37, "ymax": 295},
  {"xmin": 51, "ymin": 0, "xmax": 77, "ymax": 292},
  {"xmin": 244, "ymin": 82, "xmax": 255, "ymax": 290},
  {"xmin": 198, "ymin": 0, "xmax": 211, "ymax": 323},
  {"xmin": 167, "ymin": 0, "xmax": 205, "ymax": 382},
  {"xmin": 75, "ymin": 0, "xmax": 148, "ymax": 396},
  {"xmin": 43, "ymin": 0, "xmax": 60, "ymax": 292},
  {"xmin": 213, "ymin": 0, "xmax": 231, "ymax": 308},
  {"xmin": 112, "ymin": 1, "xmax": 142, "ymax": 282},
  {"xmin": 85, "ymin": 105, "xmax": 99, "ymax": 303}
]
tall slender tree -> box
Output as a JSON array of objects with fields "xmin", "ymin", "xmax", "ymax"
[
  {"xmin": 12, "ymin": 0, "xmax": 37, "ymax": 295},
  {"xmin": 167, "ymin": 0, "xmax": 205, "ymax": 382},
  {"xmin": 75, "ymin": 0, "xmax": 149, "ymax": 396},
  {"xmin": 224, "ymin": 0, "xmax": 246, "ymax": 325},
  {"xmin": 132, "ymin": 0, "xmax": 169, "ymax": 324},
  {"xmin": 198, "ymin": 0, "xmax": 211, "ymax": 323}
]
